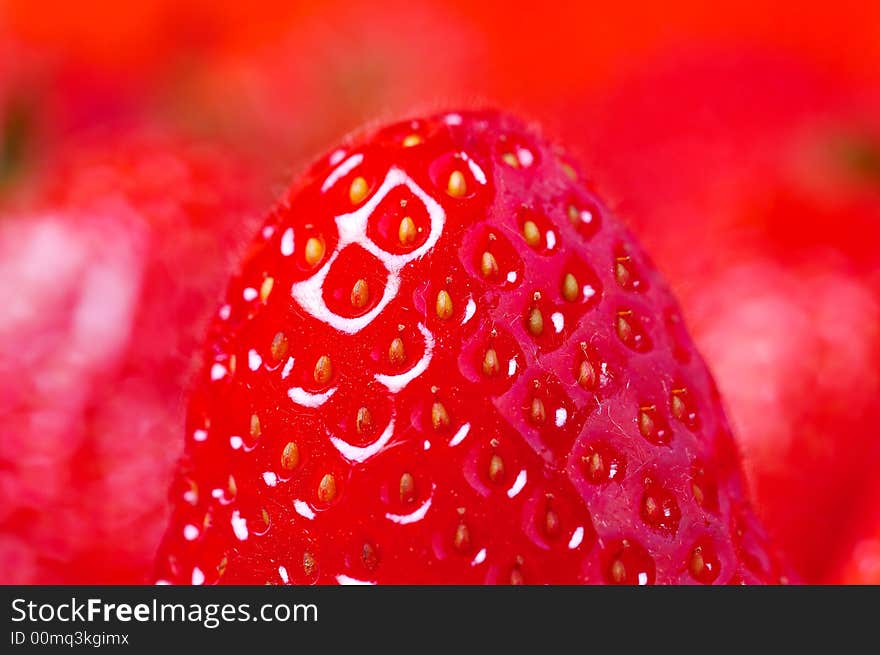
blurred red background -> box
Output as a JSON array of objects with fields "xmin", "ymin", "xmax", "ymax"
[{"xmin": 1, "ymin": 0, "xmax": 879, "ymax": 584}]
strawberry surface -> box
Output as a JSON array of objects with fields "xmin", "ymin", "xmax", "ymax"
[{"xmin": 156, "ymin": 110, "xmax": 786, "ymax": 585}]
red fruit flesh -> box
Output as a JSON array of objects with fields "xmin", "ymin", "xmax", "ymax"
[{"xmin": 156, "ymin": 110, "xmax": 786, "ymax": 585}]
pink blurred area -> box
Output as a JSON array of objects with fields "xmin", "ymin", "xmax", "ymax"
[{"xmin": 0, "ymin": 1, "xmax": 878, "ymax": 583}]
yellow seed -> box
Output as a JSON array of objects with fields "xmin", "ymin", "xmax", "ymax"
[
  {"xmin": 562, "ymin": 273, "xmax": 579, "ymax": 302},
  {"xmin": 522, "ymin": 220, "xmax": 541, "ymax": 247},
  {"xmin": 228, "ymin": 354, "xmax": 236, "ymax": 374},
  {"xmin": 527, "ymin": 307, "xmax": 544, "ymax": 336},
  {"xmin": 261, "ymin": 508, "xmax": 270, "ymax": 527},
  {"xmin": 314, "ymin": 355, "xmax": 332, "ymax": 385},
  {"xmin": 389, "ymin": 337, "xmax": 406, "ymax": 365},
  {"xmin": 671, "ymin": 390, "xmax": 687, "ymax": 421},
  {"xmin": 356, "ymin": 407, "xmax": 373, "ymax": 435},
  {"xmin": 587, "ymin": 452, "xmax": 603, "ymax": 479},
  {"xmin": 351, "ymin": 278, "xmax": 369, "ymax": 309},
  {"xmin": 402, "ymin": 134, "xmax": 423, "ymax": 147},
  {"xmin": 615, "ymin": 256, "xmax": 632, "ymax": 288},
  {"xmin": 690, "ymin": 547, "xmax": 705, "ymax": 578},
  {"xmin": 304, "ymin": 237, "xmax": 325, "ymax": 266},
  {"xmin": 398, "ymin": 216, "xmax": 417, "ymax": 246},
  {"xmin": 544, "ymin": 508, "xmax": 560, "ymax": 538},
  {"xmin": 482, "ymin": 348, "xmax": 500, "ymax": 376},
  {"xmin": 561, "ymin": 162, "xmax": 577, "ymax": 180},
  {"xmin": 250, "ymin": 413, "xmax": 261, "ymax": 438},
  {"xmin": 616, "ymin": 311, "xmax": 633, "ymax": 343},
  {"xmin": 692, "ymin": 482, "xmax": 705, "ymax": 506},
  {"xmin": 435, "ymin": 289, "xmax": 453, "ymax": 320},
  {"xmin": 502, "ymin": 152, "xmax": 519, "ymax": 168},
  {"xmin": 281, "ymin": 442, "xmax": 300, "ymax": 470},
  {"xmin": 480, "ymin": 251, "xmax": 499, "ymax": 278},
  {"xmin": 453, "ymin": 523, "xmax": 471, "ymax": 551},
  {"xmin": 431, "ymin": 401, "xmax": 450, "ymax": 430},
  {"xmin": 529, "ymin": 397, "xmax": 546, "ymax": 424},
  {"xmin": 217, "ymin": 556, "xmax": 228, "ymax": 579},
  {"xmin": 611, "ymin": 559, "xmax": 626, "ymax": 583},
  {"xmin": 567, "ymin": 204, "xmax": 579, "ymax": 222},
  {"xmin": 318, "ymin": 473, "xmax": 337, "ymax": 503},
  {"xmin": 510, "ymin": 567, "xmax": 525, "ymax": 585},
  {"xmin": 577, "ymin": 358, "xmax": 596, "ymax": 389},
  {"xmin": 362, "ymin": 542, "xmax": 379, "ymax": 571},
  {"xmin": 270, "ymin": 331, "xmax": 289, "ymax": 361},
  {"xmin": 643, "ymin": 495, "xmax": 658, "ymax": 519},
  {"xmin": 638, "ymin": 407, "xmax": 655, "ymax": 438},
  {"xmin": 399, "ymin": 472, "xmax": 416, "ymax": 503},
  {"xmin": 488, "ymin": 454, "xmax": 505, "ymax": 483},
  {"xmin": 302, "ymin": 551, "xmax": 316, "ymax": 576},
  {"xmin": 259, "ymin": 276, "xmax": 275, "ymax": 302},
  {"xmin": 447, "ymin": 170, "xmax": 467, "ymax": 197},
  {"xmin": 227, "ymin": 474, "xmax": 237, "ymax": 498},
  {"xmin": 349, "ymin": 176, "xmax": 369, "ymax": 204}
]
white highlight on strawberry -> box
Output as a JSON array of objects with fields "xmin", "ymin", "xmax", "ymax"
[
  {"xmin": 385, "ymin": 486, "xmax": 435, "ymax": 525},
  {"xmin": 444, "ymin": 113, "xmax": 463, "ymax": 125},
  {"xmin": 281, "ymin": 356, "xmax": 295, "ymax": 379},
  {"xmin": 229, "ymin": 435, "xmax": 243, "ymax": 450},
  {"xmin": 261, "ymin": 225, "xmax": 275, "ymax": 239},
  {"xmin": 321, "ymin": 153, "xmax": 363, "ymax": 192},
  {"xmin": 463, "ymin": 298, "xmax": 477, "ymax": 324},
  {"xmin": 183, "ymin": 524, "xmax": 199, "ymax": 541},
  {"xmin": 471, "ymin": 548, "xmax": 487, "ymax": 566},
  {"xmin": 218, "ymin": 304, "xmax": 231, "ymax": 320},
  {"xmin": 292, "ymin": 167, "xmax": 446, "ymax": 335},
  {"xmin": 287, "ymin": 385, "xmax": 337, "ymax": 408},
  {"xmin": 448, "ymin": 422, "xmax": 471, "ymax": 447},
  {"xmin": 506, "ymin": 271, "xmax": 517, "ymax": 284},
  {"xmin": 375, "ymin": 323, "xmax": 434, "ymax": 392},
  {"xmin": 546, "ymin": 231, "xmax": 557, "ymax": 250},
  {"xmin": 555, "ymin": 408, "xmax": 568, "ymax": 427},
  {"xmin": 583, "ymin": 285, "xmax": 596, "ymax": 300},
  {"xmin": 191, "ymin": 567, "xmax": 205, "ymax": 585},
  {"xmin": 423, "ymin": 440, "xmax": 431, "ymax": 450},
  {"xmin": 328, "ymin": 148, "xmax": 347, "ymax": 166},
  {"xmin": 517, "ymin": 147, "xmax": 535, "ymax": 167},
  {"xmin": 330, "ymin": 417, "xmax": 395, "ymax": 464},
  {"xmin": 460, "ymin": 152, "xmax": 487, "ymax": 185},
  {"xmin": 568, "ymin": 526, "xmax": 585, "ymax": 550},
  {"xmin": 231, "ymin": 510, "xmax": 248, "ymax": 541},
  {"xmin": 210, "ymin": 363, "xmax": 227, "ymax": 381},
  {"xmin": 243, "ymin": 287, "xmax": 258, "ymax": 301},
  {"xmin": 293, "ymin": 500, "xmax": 316, "ymax": 520},
  {"xmin": 248, "ymin": 349, "xmax": 262, "ymax": 371},
  {"xmin": 193, "ymin": 429, "xmax": 208, "ymax": 442},
  {"xmin": 551, "ymin": 312, "xmax": 564, "ymax": 333},
  {"xmin": 507, "ymin": 469, "xmax": 527, "ymax": 498},
  {"xmin": 507, "ymin": 357, "xmax": 518, "ymax": 377},
  {"xmin": 336, "ymin": 575, "xmax": 376, "ymax": 585},
  {"xmin": 262, "ymin": 472, "xmax": 278, "ymax": 487},
  {"xmin": 280, "ymin": 227, "xmax": 295, "ymax": 256},
  {"xmin": 278, "ymin": 566, "xmax": 289, "ymax": 584}
]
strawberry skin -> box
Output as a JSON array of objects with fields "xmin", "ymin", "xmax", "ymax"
[{"xmin": 156, "ymin": 110, "xmax": 785, "ymax": 585}]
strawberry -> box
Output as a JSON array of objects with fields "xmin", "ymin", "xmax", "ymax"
[
  {"xmin": 155, "ymin": 110, "xmax": 786, "ymax": 585},
  {"xmin": 0, "ymin": 136, "xmax": 269, "ymax": 583}
]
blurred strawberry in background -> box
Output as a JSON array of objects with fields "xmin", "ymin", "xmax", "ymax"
[
  {"xmin": 0, "ymin": 138, "xmax": 268, "ymax": 582},
  {"xmin": 0, "ymin": 0, "xmax": 879, "ymax": 583}
]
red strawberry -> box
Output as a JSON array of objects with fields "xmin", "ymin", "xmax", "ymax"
[
  {"xmin": 155, "ymin": 110, "xmax": 786, "ymax": 585},
  {"xmin": 0, "ymin": 136, "xmax": 269, "ymax": 583}
]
